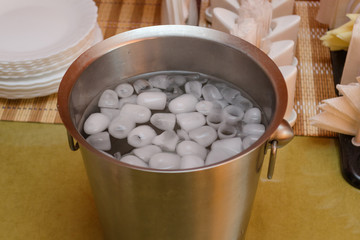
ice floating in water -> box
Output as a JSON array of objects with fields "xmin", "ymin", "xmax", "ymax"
[
  {"xmin": 84, "ymin": 113, "xmax": 110, "ymax": 135},
  {"xmin": 180, "ymin": 155, "xmax": 205, "ymax": 169},
  {"xmin": 115, "ymin": 83, "xmax": 134, "ymax": 98},
  {"xmin": 120, "ymin": 155, "xmax": 148, "ymax": 167},
  {"xmin": 196, "ymin": 100, "xmax": 221, "ymax": 115},
  {"xmin": 218, "ymin": 123, "xmax": 237, "ymax": 139},
  {"xmin": 132, "ymin": 145, "xmax": 162, "ymax": 163},
  {"xmin": 152, "ymin": 130, "xmax": 179, "ymax": 152},
  {"xmin": 171, "ymin": 75, "xmax": 187, "ymax": 86},
  {"xmin": 133, "ymin": 79, "xmax": 151, "ymax": 94},
  {"xmin": 118, "ymin": 94, "xmax": 137, "ymax": 109},
  {"xmin": 206, "ymin": 137, "xmax": 243, "ymax": 165},
  {"xmin": 150, "ymin": 113, "xmax": 176, "ymax": 131},
  {"xmin": 127, "ymin": 125, "xmax": 157, "ymax": 148},
  {"xmin": 149, "ymin": 152, "xmax": 181, "ymax": 169},
  {"xmin": 185, "ymin": 80, "xmax": 202, "ymax": 99},
  {"xmin": 242, "ymin": 135, "xmax": 261, "ymax": 150},
  {"xmin": 206, "ymin": 113, "xmax": 223, "ymax": 130},
  {"xmin": 148, "ymin": 74, "xmax": 172, "ymax": 89},
  {"xmin": 119, "ymin": 103, "xmax": 151, "ymax": 124},
  {"xmin": 100, "ymin": 108, "xmax": 120, "ymax": 120},
  {"xmin": 168, "ymin": 94, "xmax": 198, "ymax": 113},
  {"xmin": 98, "ymin": 89, "xmax": 118, "ymax": 108},
  {"xmin": 176, "ymin": 112, "xmax": 206, "ymax": 132},
  {"xmin": 243, "ymin": 107, "xmax": 262, "ymax": 124},
  {"xmin": 108, "ymin": 116, "xmax": 136, "ymax": 139},
  {"xmin": 83, "ymin": 73, "xmax": 267, "ymax": 169},
  {"xmin": 176, "ymin": 140, "xmax": 208, "ymax": 160},
  {"xmin": 222, "ymin": 105, "xmax": 244, "ymax": 125},
  {"xmin": 137, "ymin": 92, "xmax": 167, "ymax": 110},
  {"xmin": 202, "ymin": 84, "xmax": 223, "ymax": 101},
  {"xmin": 86, "ymin": 131, "xmax": 111, "ymax": 151},
  {"xmin": 188, "ymin": 125, "xmax": 218, "ymax": 147}
]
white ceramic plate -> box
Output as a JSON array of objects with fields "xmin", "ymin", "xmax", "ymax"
[
  {"xmin": 0, "ymin": 0, "xmax": 97, "ymax": 62},
  {"xmin": 0, "ymin": 24, "xmax": 103, "ymax": 99},
  {"xmin": 0, "ymin": 24, "xmax": 103, "ymax": 86},
  {"xmin": 0, "ymin": 28, "xmax": 97, "ymax": 78},
  {"xmin": 0, "ymin": 85, "xmax": 59, "ymax": 99}
]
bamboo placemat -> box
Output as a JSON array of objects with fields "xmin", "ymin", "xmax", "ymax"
[
  {"xmin": 0, "ymin": 0, "xmax": 162, "ymax": 124},
  {"xmin": 293, "ymin": 1, "xmax": 337, "ymax": 137},
  {"xmin": 0, "ymin": 0, "xmax": 337, "ymax": 137}
]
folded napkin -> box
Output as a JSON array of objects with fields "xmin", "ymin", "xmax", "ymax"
[
  {"xmin": 316, "ymin": 0, "xmax": 360, "ymax": 29},
  {"xmin": 320, "ymin": 14, "xmax": 359, "ymax": 51},
  {"xmin": 341, "ymin": 15, "xmax": 360, "ymax": 84},
  {"xmin": 230, "ymin": 0, "xmax": 272, "ymax": 49},
  {"xmin": 311, "ymin": 76, "xmax": 360, "ymax": 146}
]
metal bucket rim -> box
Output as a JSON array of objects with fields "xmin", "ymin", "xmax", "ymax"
[{"xmin": 57, "ymin": 25, "xmax": 287, "ymax": 173}]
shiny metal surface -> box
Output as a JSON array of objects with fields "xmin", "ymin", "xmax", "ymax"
[
  {"xmin": 267, "ymin": 141, "xmax": 278, "ymax": 180},
  {"xmin": 267, "ymin": 120, "xmax": 294, "ymax": 179},
  {"xmin": 57, "ymin": 25, "xmax": 289, "ymax": 240}
]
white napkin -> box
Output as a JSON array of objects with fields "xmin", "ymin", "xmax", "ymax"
[{"xmin": 231, "ymin": 0, "xmax": 272, "ymax": 49}]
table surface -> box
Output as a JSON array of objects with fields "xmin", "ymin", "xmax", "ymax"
[{"xmin": 0, "ymin": 121, "xmax": 359, "ymax": 240}]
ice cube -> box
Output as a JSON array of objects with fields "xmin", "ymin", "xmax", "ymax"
[
  {"xmin": 202, "ymin": 84, "xmax": 223, "ymax": 101},
  {"xmin": 108, "ymin": 116, "xmax": 136, "ymax": 139},
  {"xmin": 127, "ymin": 125, "xmax": 157, "ymax": 148},
  {"xmin": 133, "ymin": 145, "xmax": 162, "ymax": 162},
  {"xmin": 177, "ymin": 129, "xmax": 190, "ymax": 141},
  {"xmin": 100, "ymin": 108, "xmax": 120, "ymax": 120},
  {"xmin": 115, "ymin": 83, "xmax": 134, "ymax": 98},
  {"xmin": 86, "ymin": 131, "xmax": 111, "ymax": 151},
  {"xmin": 205, "ymin": 148, "xmax": 234, "ymax": 165},
  {"xmin": 118, "ymin": 94, "xmax": 137, "ymax": 109},
  {"xmin": 119, "ymin": 103, "xmax": 151, "ymax": 124},
  {"xmin": 152, "ymin": 130, "xmax": 179, "ymax": 152},
  {"xmin": 243, "ymin": 107, "xmax": 262, "ymax": 124},
  {"xmin": 177, "ymin": 112, "xmax": 206, "ymax": 132},
  {"xmin": 217, "ymin": 123, "xmax": 237, "ymax": 139},
  {"xmin": 176, "ymin": 140, "xmax": 208, "ymax": 160},
  {"xmin": 120, "ymin": 155, "xmax": 148, "ymax": 167},
  {"xmin": 150, "ymin": 113, "xmax": 176, "ymax": 131},
  {"xmin": 242, "ymin": 135, "xmax": 261, "ymax": 150},
  {"xmin": 165, "ymin": 86, "xmax": 184, "ymax": 102},
  {"xmin": 185, "ymin": 80, "xmax": 202, "ymax": 99},
  {"xmin": 148, "ymin": 74, "xmax": 173, "ymax": 89},
  {"xmin": 180, "ymin": 155, "xmax": 205, "ymax": 169},
  {"xmin": 133, "ymin": 79, "xmax": 151, "ymax": 94},
  {"xmin": 137, "ymin": 92, "xmax": 167, "ymax": 110},
  {"xmin": 211, "ymin": 137, "xmax": 243, "ymax": 154},
  {"xmin": 171, "ymin": 75, "xmax": 187, "ymax": 86},
  {"xmin": 83, "ymin": 113, "xmax": 110, "ymax": 135},
  {"xmin": 222, "ymin": 105, "xmax": 244, "ymax": 125},
  {"xmin": 221, "ymin": 87, "xmax": 241, "ymax": 104},
  {"xmin": 168, "ymin": 94, "xmax": 198, "ymax": 114},
  {"xmin": 98, "ymin": 89, "xmax": 118, "ymax": 108},
  {"xmin": 206, "ymin": 113, "xmax": 223, "ymax": 130},
  {"xmin": 188, "ymin": 125, "xmax": 217, "ymax": 147},
  {"xmin": 196, "ymin": 100, "xmax": 219, "ymax": 115},
  {"xmin": 149, "ymin": 152, "xmax": 181, "ymax": 169},
  {"xmin": 242, "ymin": 123, "xmax": 265, "ymax": 136},
  {"xmin": 231, "ymin": 95, "xmax": 253, "ymax": 111}
]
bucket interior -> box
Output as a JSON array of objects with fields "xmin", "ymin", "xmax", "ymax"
[{"xmin": 60, "ymin": 26, "xmax": 287, "ymax": 165}]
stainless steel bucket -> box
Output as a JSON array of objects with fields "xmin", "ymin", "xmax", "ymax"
[{"xmin": 57, "ymin": 25, "xmax": 293, "ymax": 240}]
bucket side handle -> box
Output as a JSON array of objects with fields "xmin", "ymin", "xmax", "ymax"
[
  {"xmin": 67, "ymin": 131, "xmax": 79, "ymax": 151},
  {"xmin": 266, "ymin": 119, "xmax": 294, "ymax": 179}
]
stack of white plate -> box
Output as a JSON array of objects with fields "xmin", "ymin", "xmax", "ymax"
[{"xmin": 0, "ymin": 0, "xmax": 102, "ymax": 99}]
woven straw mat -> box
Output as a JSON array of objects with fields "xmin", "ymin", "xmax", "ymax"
[{"xmin": 0, "ymin": 0, "xmax": 337, "ymax": 137}]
